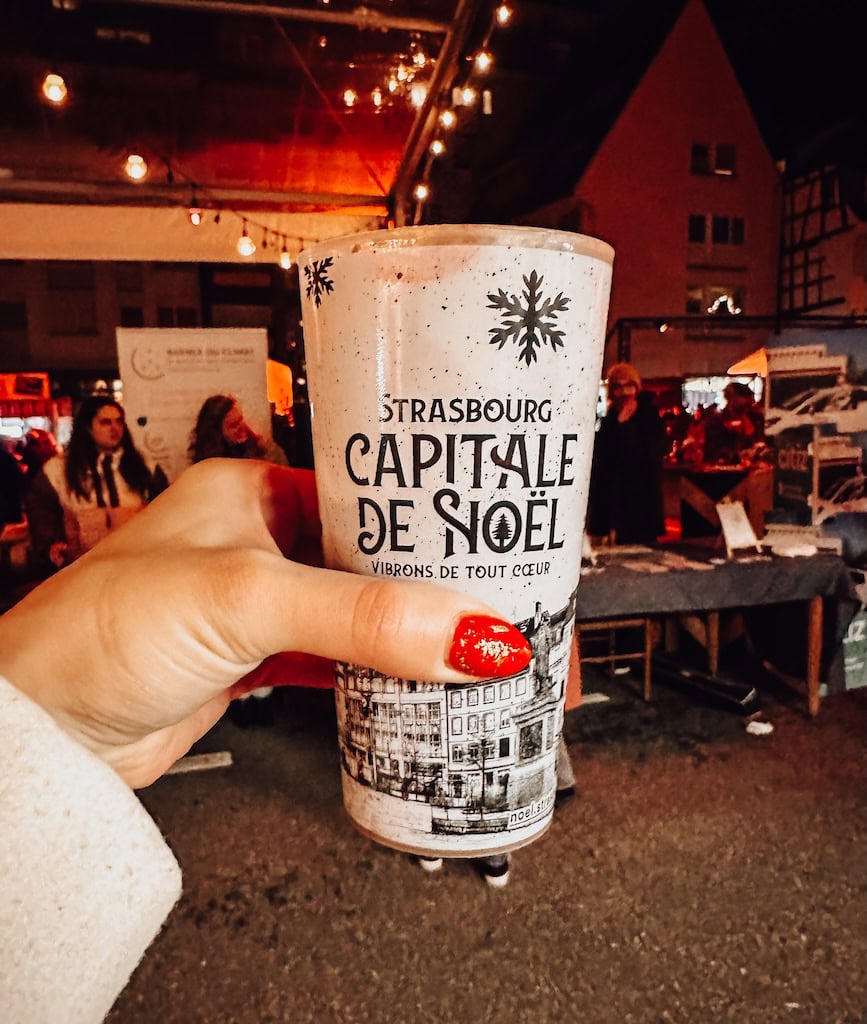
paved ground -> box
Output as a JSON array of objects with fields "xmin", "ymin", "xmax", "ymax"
[{"xmin": 104, "ymin": 669, "xmax": 866, "ymax": 1024}]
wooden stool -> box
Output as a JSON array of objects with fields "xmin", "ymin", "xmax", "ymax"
[{"xmin": 575, "ymin": 617, "xmax": 654, "ymax": 700}]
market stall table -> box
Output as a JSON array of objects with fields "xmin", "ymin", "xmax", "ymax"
[{"xmin": 574, "ymin": 550, "xmax": 856, "ymax": 715}]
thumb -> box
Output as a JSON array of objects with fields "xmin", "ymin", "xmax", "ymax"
[{"xmin": 211, "ymin": 553, "xmax": 532, "ymax": 684}]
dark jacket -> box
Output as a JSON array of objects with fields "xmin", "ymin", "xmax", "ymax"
[{"xmin": 587, "ymin": 394, "xmax": 666, "ymax": 544}]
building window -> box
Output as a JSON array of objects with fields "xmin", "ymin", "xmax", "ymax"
[
  {"xmin": 731, "ymin": 218, "xmax": 745, "ymax": 245},
  {"xmin": 451, "ymin": 745, "xmax": 464, "ymax": 762},
  {"xmin": 516, "ymin": 679, "xmax": 527, "ymax": 696},
  {"xmin": 499, "ymin": 737, "xmax": 510, "ymax": 757},
  {"xmin": 451, "ymin": 716, "xmax": 463, "ymax": 735},
  {"xmin": 483, "ymin": 685, "xmax": 495, "ymax": 704},
  {"xmin": 483, "ymin": 712, "xmax": 495, "ymax": 732},
  {"xmin": 688, "ymin": 214, "xmax": 706, "ymax": 243},
  {"xmin": 500, "ymin": 709, "xmax": 511, "ymax": 728},
  {"xmin": 0, "ymin": 301, "xmax": 27, "ymax": 331},
  {"xmin": 176, "ymin": 306, "xmax": 197, "ymax": 327},
  {"xmin": 468, "ymin": 714, "xmax": 478, "ymax": 733},
  {"xmin": 499, "ymin": 681, "xmax": 511, "ymax": 699},
  {"xmin": 712, "ymin": 216, "xmax": 730, "ymax": 244},
  {"xmin": 449, "ymin": 691, "xmax": 462, "ymax": 709},
  {"xmin": 47, "ymin": 261, "xmax": 94, "ymax": 291},
  {"xmin": 691, "ymin": 142, "xmax": 710, "ymax": 174},
  {"xmin": 715, "ymin": 143, "xmax": 736, "ymax": 175},
  {"xmin": 686, "ymin": 285, "xmax": 704, "ymax": 314},
  {"xmin": 119, "ymin": 306, "xmax": 145, "ymax": 327}
]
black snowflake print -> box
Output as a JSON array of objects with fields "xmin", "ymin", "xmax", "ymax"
[
  {"xmin": 304, "ymin": 257, "xmax": 335, "ymax": 306},
  {"xmin": 487, "ymin": 270, "xmax": 570, "ymax": 366}
]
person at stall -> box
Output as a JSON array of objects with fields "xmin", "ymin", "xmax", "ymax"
[
  {"xmin": 701, "ymin": 381, "xmax": 764, "ymax": 465},
  {"xmin": 25, "ymin": 396, "xmax": 167, "ymax": 570},
  {"xmin": 0, "ymin": 458, "xmax": 529, "ymax": 1024},
  {"xmin": 587, "ymin": 362, "xmax": 666, "ymax": 545},
  {"xmin": 189, "ymin": 394, "xmax": 288, "ymax": 724},
  {"xmin": 21, "ymin": 427, "xmax": 59, "ymax": 481},
  {"xmin": 189, "ymin": 393, "xmax": 288, "ymax": 466}
]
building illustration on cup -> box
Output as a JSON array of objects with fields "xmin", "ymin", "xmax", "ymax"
[{"xmin": 336, "ymin": 589, "xmax": 576, "ymax": 846}]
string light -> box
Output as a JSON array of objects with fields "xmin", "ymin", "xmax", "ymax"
[
  {"xmin": 123, "ymin": 154, "xmax": 148, "ymax": 181},
  {"xmin": 474, "ymin": 51, "xmax": 493, "ymax": 73},
  {"xmin": 409, "ymin": 82, "xmax": 427, "ymax": 108},
  {"xmin": 343, "ymin": 88, "xmax": 358, "ymax": 108},
  {"xmin": 188, "ymin": 206, "xmax": 202, "ymax": 226},
  {"xmin": 459, "ymin": 86, "xmax": 477, "ymax": 106},
  {"xmin": 430, "ymin": 139, "xmax": 446, "ymax": 156},
  {"xmin": 279, "ymin": 240, "xmax": 293, "ymax": 270},
  {"xmin": 41, "ymin": 72, "xmax": 68, "ymax": 105},
  {"xmin": 707, "ymin": 293, "xmax": 742, "ymax": 315},
  {"xmin": 495, "ymin": 4, "xmax": 513, "ymax": 25},
  {"xmin": 413, "ymin": 183, "xmax": 430, "ymax": 202},
  {"xmin": 439, "ymin": 109, "xmax": 457, "ymax": 130},
  {"xmin": 237, "ymin": 221, "xmax": 256, "ymax": 258}
]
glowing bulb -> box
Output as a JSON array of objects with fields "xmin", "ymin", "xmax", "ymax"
[
  {"xmin": 371, "ymin": 87, "xmax": 383, "ymax": 108},
  {"xmin": 460, "ymin": 86, "xmax": 477, "ymax": 106},
  {"xmin": 387, "ymin": 76, "xmax": 399, "ymax": 94},
  {"xmin": 413, "ymin": 183, "xmax": 430, "ymax": 202},
  {"xmin": 237, "ymin": 224, "xmax": 256, "ymax": 257},
  {"xmin": 430, "ymin": 139, "xmax": 446, "ymax": 156},
  {"xmin": 396, "ymin": 63, "xmax": 409, "ymax": 82},
  {"xmin": 279, "ymin": 247, "xmax": 292, "ymax": 270},
  {"xmin": 188, "ymin": 207, "xmax": 202, "ymax": 226},
  {"xmin": 496, "ymin": 4, "xmax": 512, "ymax": 25},
  {"xmin": 439, "ymin": 109, "xmax": 457, "ymax": 129},
  {"xmin": 343, "ymin": 88, "xmax": 358, "ymax": 108},
  {"xmin": 409, "ymin": 82, "xmax": 427, "ymax": 108},
  {"xmin": 413, "ymin": 50, "xmax": 427, "ymax": 68},
  {"xmin": 41, "ymin": 73, "xmax": 68, "ymax": 105},
  {"xmin": 474, "ymin": 51, "xmax": 493, "ymax": 73},
  {"xmin": 124, "ymin": 154, "xmax": 148, "ymax": 181}
]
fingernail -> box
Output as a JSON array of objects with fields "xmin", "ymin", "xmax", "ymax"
[{"xmin": 448, "ymin": 615, "xmax": 532, "ymax": 679}]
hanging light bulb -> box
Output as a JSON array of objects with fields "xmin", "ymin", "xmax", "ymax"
[
  {"xmin": 413, "ymin": 183, "xmax": 430, "ymax": 202},
  {"xmin": 439, "ymin": 109, "xmax": 457, "ymax": 130},
  {"xmin": 124, "ymin": 154, "xmax": 148, "ymax": 181},
  {"xmin": 409, "ymin": 82, "xmax": 427, "ymax": 108},
  {"xmin": 460, "ymin": 86, "xmax": 477, "ymax": 106},
  {"xmin": 474, "ymin": 51, "xmax": 493, "ymax": 73},
  {"xmin": 429, "ymin": 139, "xmax": 446, "ymax": 156},
  {"xmin": 279, "ymin": 241, "xmax": 292, "ymax": 271},
  {"xmin": 343, "ymin": 88, "xmax": 358, "ymax": 108},
  {"xmin": 188, "ymin": 194, "xmax": 202, "ymax": 226},
  {"xmin": 237, "ymin": 221, "xmax": 256, "ymax": 258},
  {"xmin": 495, "ymin": 4, "xmax": 513, "ymax": 25},
  {"xmin": 41, "ymin": 72, "xmax": 68, "ymax": 105}
]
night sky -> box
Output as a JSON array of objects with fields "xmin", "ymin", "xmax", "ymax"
[{"xmin": 704, "ymin": 0, "xmax": 866, "ymax": 160}]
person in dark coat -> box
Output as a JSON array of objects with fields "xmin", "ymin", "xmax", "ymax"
[{"xmin": 588, "ymin": 362, "xmax": 665, "ymax": 545}]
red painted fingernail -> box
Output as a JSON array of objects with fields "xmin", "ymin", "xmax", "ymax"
[{"xmin": 448, "ymin": 615, "xmax": 532, "ymax": 679}]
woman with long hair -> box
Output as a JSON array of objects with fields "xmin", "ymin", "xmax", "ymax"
[
  {"xmin": 189, "ymin": 394, "xmax": 286, "ymax": 465},
  {"xmin": 26, "ymin": 396, "xmax": 167, "ymax": 569}
]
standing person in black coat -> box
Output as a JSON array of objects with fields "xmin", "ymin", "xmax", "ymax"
[{"xmin": 588, "ymin": 362, "xmax": 666, "ymax": 545}]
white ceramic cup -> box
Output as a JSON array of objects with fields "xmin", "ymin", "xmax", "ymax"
[{"xmin": 299, "ymin": 224, "xmax": 613, "ymax": 856}]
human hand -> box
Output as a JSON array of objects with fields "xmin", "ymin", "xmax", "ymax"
[{"xmin": 0, "ymin": 460, "xmax": 530, "ymax": 788}]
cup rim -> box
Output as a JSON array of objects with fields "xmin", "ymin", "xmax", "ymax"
[{"xmin": 299, "ymin": 223, "xmax": 614, "ymax": 266}]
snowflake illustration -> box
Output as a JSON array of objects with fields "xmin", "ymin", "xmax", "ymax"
[
  {"xmin": 304, "ymin": 257, "xmax": 335, "ymax": 307},
  {"xmin": 487, "ymin": 270, "xmax": 570, "ymax": 366}
]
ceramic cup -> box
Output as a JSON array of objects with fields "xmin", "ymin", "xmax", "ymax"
[{"xmin": 299, "ymin": 224, "xmax": 613, "ymax": 856}]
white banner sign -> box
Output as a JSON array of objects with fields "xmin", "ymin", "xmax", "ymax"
[{"xmin": 116, "ymin": 327, "xmax": 270, "ymax": 481}]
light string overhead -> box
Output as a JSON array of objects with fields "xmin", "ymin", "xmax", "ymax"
[{"xmin": 411, "ymin": 2, "xmax": 514, "ymax": 222}]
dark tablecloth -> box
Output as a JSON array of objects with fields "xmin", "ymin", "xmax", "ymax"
[{"xmin": 574, "ymin": 553, "xmax": 856, "ymax": 621}]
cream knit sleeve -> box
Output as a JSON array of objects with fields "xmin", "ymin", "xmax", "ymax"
[{"xmin": 0, "ymin": 676, "xmax": 182, "ymax": 1024}]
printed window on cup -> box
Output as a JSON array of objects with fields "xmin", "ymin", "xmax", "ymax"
[
  {"xmin": 468, "ymin": 714, "xmax": 479, "ymax": 733},
  {"xmin": 499, "ymin": 681, "xmax": 512, "ymax": 699},
  {"xmin": 516, "ymin": 678, "xmax": 527, "ymax": 696},
  {"xmin": 468, "ymin": 742, "xmax": 479, "ymax": 761},
  {"xmin": 483, "ymin": 712, "xmax": 495, "ymax": 732},
  {"xmin": 500, "ymin": 709, "xmax": 511, "ymax": 728},
  {"xmin": 483, "ymin": 685, "xmax": 495, "ymax": 704},
  {"xmin": 449, "ymin": 690, "xmax": 463, "ymax": 709},
  {"xmin": 451, "ymin": 745, "xmax": 464, "ymax": 762},
  {"xmin": 499, "ymin": 737, "xmax": 511, "ymax": 757},
  {"xmin": 451, "ymin": 716, "xmax": 463, "ymax": 735},
  {"xmin": 467, "ymin": 689, "xmax": 479, "ymax": 706}
]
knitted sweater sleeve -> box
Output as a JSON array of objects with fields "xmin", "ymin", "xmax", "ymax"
[{"xmin": 0, "ymin": 676, "xmax": 182, "ymax": 1024}]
